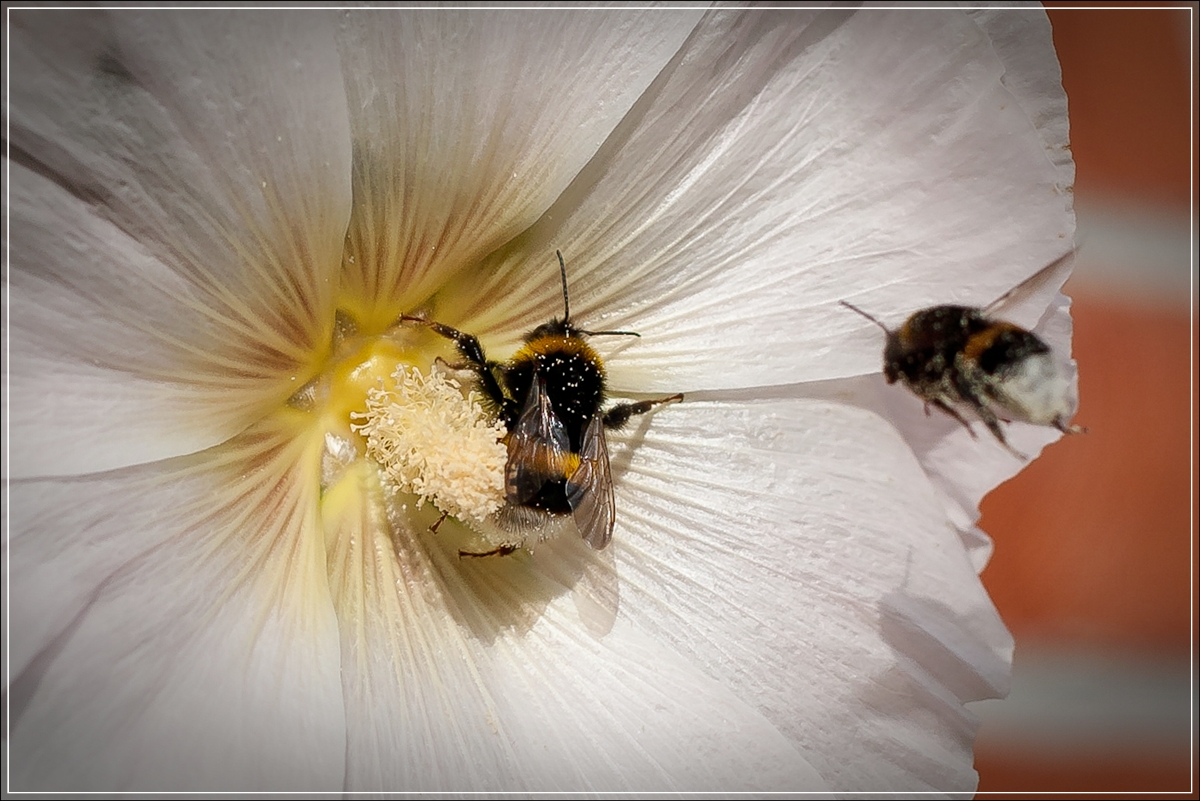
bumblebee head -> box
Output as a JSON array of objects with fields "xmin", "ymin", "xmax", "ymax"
[{"xmin": 524, "ymin": 318, "xmax": 575, "ymax": 343}]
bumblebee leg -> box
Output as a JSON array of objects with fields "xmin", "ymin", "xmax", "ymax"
[
  {"xmin": 1056, "ymin": 419, "xmax": 1088, "ymax": 436},
  {"xmin": 602, "ymin": 393, "xmax": 683, "ymax": 430},
  {"xmin": 963, "ymin": 398, "xmax": 1034, "ymax": 459},
  {"xmin": 458, "ymin": 544, "xmax": 520, "ymax": 559},
  {"xmin": 929, "ymin": 398, "xmax": 978, "ymax": 438},
  {"xmin": 400, "ymin": 315, "xmax": 509, "ymax": 411},
  {"xmin": 977, "ymin": 412, "xmax": 1010, "ymax": 447},
  {"xmin": 400, "ymin": 315, "xmax": 488, "ymax": 366}
]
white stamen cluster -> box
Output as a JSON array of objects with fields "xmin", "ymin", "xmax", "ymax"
[{"xmin": 354, "ymin": 365, "xmax": 507, "ymax": 524}]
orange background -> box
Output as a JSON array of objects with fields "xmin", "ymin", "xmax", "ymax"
[{"xmin": 974, "ymin": 5, "xmax": 1196, "ymax": 797}]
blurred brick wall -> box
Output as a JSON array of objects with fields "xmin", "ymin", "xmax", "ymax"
[{"xmin": 974, "ymin": 5, "xmax": 1195, "ymax": 796}]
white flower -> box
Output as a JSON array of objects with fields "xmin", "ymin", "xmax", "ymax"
[{"xmin": 6, "ymin": 7, "xmax": 1075, "ymax": 795}]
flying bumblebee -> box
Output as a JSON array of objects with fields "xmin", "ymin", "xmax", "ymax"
[
  {"xmin": 841, "ymin": 252, "xmax": 1082, "ymax": 453},
  {"xmin": 402, "ymin": 252, "xmax": 681, "ymax": 556}
]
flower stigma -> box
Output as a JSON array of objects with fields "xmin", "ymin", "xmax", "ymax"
[
  {"xmin": 292, "ymin": 302, "xmax": 511, "ymax": 553},
  {"xmin": 353, "ymin": 364, "xmax": 507, "ymax": 526}
]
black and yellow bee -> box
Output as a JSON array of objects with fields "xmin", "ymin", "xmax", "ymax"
[
  {"xmin": 841, "ymin": 252, "xmax": 1082, "ymax": 453},
  {"xmin": 403, "ymin": 252, "xmax": 681, "ymax": 556}
]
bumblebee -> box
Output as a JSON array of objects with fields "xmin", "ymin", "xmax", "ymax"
[
  {"xmin": 841, "ymin": 252, "xmax": 1081, "ymax": 453},
  {"xmin": 403, "ymin": 252, "xmax": 681, "ymax": 556}
]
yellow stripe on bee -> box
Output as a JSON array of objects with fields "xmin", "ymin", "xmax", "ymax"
[
  {"xmin": 515, "ymin": 335, "xmax": 606, "ymax": 375},
  {"xmin": 523, "ymin": 447, "xmax": 582, "ymax": 480},
  {"xmin": 895, "ymin": 316, "xmax": 931, "ymax": 350},
  {"xmin": 962, "ymin": 322, "xmax": 1022, "ymax": 361}
]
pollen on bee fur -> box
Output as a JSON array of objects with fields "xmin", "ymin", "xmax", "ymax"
[{"xmin": 352, "ymin": 365, "xmax": 508, "ymax": 525}]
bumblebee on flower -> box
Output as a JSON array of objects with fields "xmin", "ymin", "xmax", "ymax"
[{"xmin": 357, "ymin": 252, "xmax": 682, "ymax": 557}]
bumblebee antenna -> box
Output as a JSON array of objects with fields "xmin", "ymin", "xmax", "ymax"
[
  {"xmin": 557, "ymin": 250, "xmax": 570, "ymax": 324},
  {"xmin": 582, "ymin": 328, "xmax": 641, "ymax": 338},
  {"xmin": 557, "ymin": 249, "xmax": 640, "ymax": 338},
  {"xmin": 840, "ymin": 300, "xmax": 890, "ymax": 333}
]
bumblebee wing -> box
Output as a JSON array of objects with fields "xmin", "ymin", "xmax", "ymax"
[
  {"xmin": 506, "ymin": 375, "xmax": 570, "ymax": 505},
  {"xmin": 564, "ymin": 413, "xmax": 615, "ymax": 550},
  {"xmin": 985, "ymin": 249, "xmax": 1076, "ymax": 321}
]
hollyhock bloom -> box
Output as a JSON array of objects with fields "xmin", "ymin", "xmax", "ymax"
[{"xmin": 5, "ymin": 6, "xmax": 1075, "ymax": 794}]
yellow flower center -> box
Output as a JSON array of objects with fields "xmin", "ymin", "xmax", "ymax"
[{"xmin": 285, "ymin": 309, "xmax": 508, "ymax": 551}]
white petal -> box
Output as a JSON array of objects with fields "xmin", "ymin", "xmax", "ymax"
[
  {"xmin": 335, "ymin": 8, "xmax": 703, "ymax": 323},
  {"xmin": 607, "ymin": 397, "xmax": 1012, "ymax": 793},
  {"xmin": 322, "ymin": 462, "xmax": 826, "ymax": 792},
  {"xmin": 7, "ymin": 419, "xmax": 346, "ymax": 792},
  {"xmin": 965, "ymin": 7, "xmax": 1075, "ymax": 187},
  {"xmin": 8, "ymin": 10, "xmax": 353, "ymax": 476},
  {"xmin": 440, "ymin": 9, "xmax": 1073, "ymax": 393}
]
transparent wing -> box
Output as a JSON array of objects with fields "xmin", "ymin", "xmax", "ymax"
[
  {"xmin": 506, "ymin": 375, "xmax": 571, "ymax": 505},
  {"xmin": 564, "ymin": 413, "xmax": 616, "ymax": 550},
  {"xmin": 985, "ymin": 249, "xmax": 1077, "ymax": 319}
]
